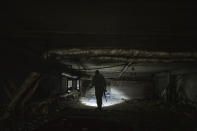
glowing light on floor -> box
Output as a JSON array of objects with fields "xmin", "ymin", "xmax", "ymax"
[{"xmin": 80, "ymin": 87, "xmax": 129, "ymax": 107}]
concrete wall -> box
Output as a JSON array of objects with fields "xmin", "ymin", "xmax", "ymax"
[
  {"xmin": 0, "ymin": 72, "xmax": 33, "ymax": 104},
  {"xmin": 177, "ymin": 73, "xmax": 197, "ymax": 103},
  {"xmin": 154, "ymin": 72, "xmax": 170, "ymax": 100},
  {"xmin": 30, "ymin": 75, "xmax": 62, "ymax": 102},
  {"xmin": 154, "ymin": 71, "xmax": 197, "ymax": 104},
  {"xmin": 83, "ymin": 80, "xmax": 154, "ymax": 100},
  {"xmin": 80, "ymin": 80, "xmax": 91, "ymax": 97},
  {"xmin": 110, "ymin": 81, "xmax": 154, "ymax": 100}
]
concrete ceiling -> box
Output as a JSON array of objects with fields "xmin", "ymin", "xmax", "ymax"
[
  {"xmin": 1, "ymin": 1, "xmax": 197, "ymax": 78},
  {"xmin": 1, "ymin": 1, "xmax": 197, "ymax": 51},
  {"xmin": 46, "ymin": 48, "xmax": 197, "ymax": 79},
  {"xmin": 1, "ymin": 1, "xmax": 197, "ymax": 34}
]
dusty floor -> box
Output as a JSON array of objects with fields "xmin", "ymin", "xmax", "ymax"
[
  {"xmin": 1, "ymin": 98, "xmax": 197, "ymax": 131},
  {"xmin": 33, "ymin": 99, "xmax": 197, "ymax": 131}
]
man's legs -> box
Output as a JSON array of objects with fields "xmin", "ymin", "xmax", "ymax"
[{"xmin": 96, "ymin": 93, "xmax": 102, "ymax": 110}]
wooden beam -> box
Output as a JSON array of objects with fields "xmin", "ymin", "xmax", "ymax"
[
  {"xmin": 20, "ymin": 76, "xmax": 42, "ymax": 108},
  {"xmin": 0, "ymin": 72, "xmax": 40, "ymax": 120},
  {"xmin": 8, "ymin": 72, "xmax": 40, "ymax": 109}
]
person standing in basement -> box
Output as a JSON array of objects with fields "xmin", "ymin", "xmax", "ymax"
[{"xmin": 92, "ymin": 70, "xmax": 107, "ymax": 111}]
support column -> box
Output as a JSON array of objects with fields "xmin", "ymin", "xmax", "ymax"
[
  {"xmin": 61, "ymin": 77, "xmax": 67, "ymax": 93},
  {"xmin": 72, "ymin": 79, "xmax": 77, "ymax": 90},
  {"xmin": 167, "ymin": 74, "xmax": 177, "ymax": 102}
]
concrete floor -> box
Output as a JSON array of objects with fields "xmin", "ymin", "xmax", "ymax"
[
  {"xmin": 2, "ymin": 93, "xmax": 196, "ymax": 131},
  {"xmin": 33, "ymin": 98, "xmax": 197, "ymax": 131}
]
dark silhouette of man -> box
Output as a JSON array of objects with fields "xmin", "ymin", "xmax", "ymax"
[{"xmin": 92, "ymin": 70, "xmax": 106, "ymax": 110}]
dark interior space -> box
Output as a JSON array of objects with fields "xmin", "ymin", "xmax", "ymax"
[{"xmin": 1, "ymin": 1, "xmax": 197, "ymax": 131}]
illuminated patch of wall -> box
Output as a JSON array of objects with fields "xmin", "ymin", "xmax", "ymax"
[{"xmin": 80, "ymin": 87, "xmax": 129, "ymax": 107}]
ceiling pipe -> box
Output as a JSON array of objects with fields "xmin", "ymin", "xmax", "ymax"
[{"xmin": 119, "ymin": 62, "xmax": 132, "ymax": 78}]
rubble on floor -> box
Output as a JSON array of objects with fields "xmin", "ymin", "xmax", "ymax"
[{"xmin": 1, "ymin": 95, "xmax": 197, "ymax": 131}]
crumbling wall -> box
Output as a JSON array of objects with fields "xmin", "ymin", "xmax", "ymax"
[
  {"xmin": 109, "ymin": 80, "xmax": 154, "ymax": 99},
  {"xmin": 177, "ymin": 73, "xmax": 197, "ymax": 103},
  {"xmin": 0, "ymin": 72, "xmax": 64, "ymax": 112},
  {"xmin": 0, "ymin": 72, "xmax": 32, "ymax": 104},
  {"xmin": 82, "ymin": 79, "xmax": 154, "ymax": 99},
  {"xmin": 30, "ymin": 75, "xmax": 62, "ymax": 102},
  {"xmin": 80, "ymin": 80, "xmax": 91, "ymax": 97},
  {"xmin": 154, "ymin": 72, "xmax": 169, "ymax": 100},
  {"xmin": 154, "ymin": 71, "xmax": 197, "ymax": 106}
]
